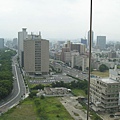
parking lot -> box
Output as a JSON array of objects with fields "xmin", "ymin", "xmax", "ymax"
[{"xmin": 28, "ymin": 74, "xmax": 77, "ymax": 84}]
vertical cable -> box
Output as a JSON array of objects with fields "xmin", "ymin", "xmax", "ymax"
[{"xmin": 87, "ymin": 0, "xmax": 92, "ymax": 120}]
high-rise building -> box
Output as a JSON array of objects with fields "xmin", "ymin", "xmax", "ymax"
[
  {"xmin": 71, "ymin": 43, "xmax": 85, "ymax": 54},
  {"xmin": 0, "ymin": 38, "xmax": 4, "ymax": 49},
  {"xmin": 13, "ymin": 38, "xmax": 18, "ymax": 49},
  {"xmin": 24, "ymin": 33, "xmax": 49, "ymax": 75},
  {"xmin": 97, "ymin": 36, "xmax": 106, "ymax": 50},
  {"xmin": 60, "ymin": 47, "xmax": 70, "ymax": 62},
  {"xmin": 18, "ymin": 28, "xmax": 27, "ymax": 67},
  {"xmin": 65, "ymin": 40, "xmax": 71, "ymax": 50},
  {"xmin": 88, "ymin": 30, "xmax": 94, "ymax": 48},
  {"xmin": 13, "ymin": 38, "xmax": 17, "ymax": 46},
  {"xmin": 65, "ymin": 41, "xmax": 85, "ymax": 54},
  {"xmin": 81, "ymin": 38, "xmax": 87, "ymax": 48},
  {"xmin": 115, "ymin": 42, "xmax": 120, "ymax": 50}
]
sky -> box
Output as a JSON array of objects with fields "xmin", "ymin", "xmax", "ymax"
[{"xmin": 0, "ymin": 0, "xmax": 120, "ymax": 41}]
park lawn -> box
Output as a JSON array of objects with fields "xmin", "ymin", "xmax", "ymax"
[
  {"xmin": 35, "ymin": 97, "xmax": 74, "ymax": 120},
  {"xmin": 72, "ymin": 89, "xmax": 87, "ymax": 97},
  {"xmin": 91, "ymin": 70, "xmax": 109, "ymax": 77},
  {"xmin": 0, "ymin": 98, "xmax": 37, "ymax": 120}
]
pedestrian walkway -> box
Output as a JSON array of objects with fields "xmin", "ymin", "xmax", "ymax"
[{"xmin": 60, "ymin": 97, "xmax": 91, "ymax": 120}]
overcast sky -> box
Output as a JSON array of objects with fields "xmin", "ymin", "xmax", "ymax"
[{"xmin": 0, "ymin": 0, "xmax": 120, "ymax": 41}]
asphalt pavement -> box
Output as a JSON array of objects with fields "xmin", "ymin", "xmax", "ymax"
[
  {"xmin": 62, "ymin": 67, "xmax": 88, "ymax": 80},
  {"xmin": 0, "ymin": 55, "xmax": 26, "ymax": 114},
  {"xmin": 28, "ymin": 74, "xmax": 77, "ymax": 84}
]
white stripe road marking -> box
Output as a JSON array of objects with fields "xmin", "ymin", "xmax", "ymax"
[{"xmin": 0, "ymin": 64, "xmax": 20, "ymax": 108}]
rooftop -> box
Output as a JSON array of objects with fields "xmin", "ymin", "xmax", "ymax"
[{"xmin": 100, "ymin": 78, "xmax": 119, "ymax": 84}]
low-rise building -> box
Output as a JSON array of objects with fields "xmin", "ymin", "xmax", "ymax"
[
  {"xmin": 44, "ymin": 87, "xmax": 71, "ymax": 96},
  {"xmin": 108, "ymin": 51, "xmax": 116, "ymax": 58}
]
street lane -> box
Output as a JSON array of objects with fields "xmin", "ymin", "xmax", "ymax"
[{"xmin": 0, "ymin": 55, "xmax": 26, "ymax": 113}]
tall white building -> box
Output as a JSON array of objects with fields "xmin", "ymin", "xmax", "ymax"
[
  {"xmin": 24, "ymin": 34, "xmax": 49, "ymax": 75},
  {"xmin": 88, "ymin": 30, "xmax": 94, "ymax": 48},
  {"xmin": 97, "ymin": 36, "xmax": 106, "ymax": 50},
  {"xmin": 18, "ymin": 28, "xmax": 27, "ymax": 67},
  {"xmin": 0, "ymin": 38, "xmax": 4, "ymax": 49}
]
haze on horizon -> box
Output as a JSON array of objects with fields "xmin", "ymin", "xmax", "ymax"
[{"xmin": 0, "ymin": 0, "xmax": 120, "ymax": 41}]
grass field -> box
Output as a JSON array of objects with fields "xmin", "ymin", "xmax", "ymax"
[
  {"xmin": 35, "ymin": 97, "xmax": 73, "ymax": 120},
  {"xmin": 91, "ymin": 70, "xmax": 109, "ymax": 77},
  {"xmin": 72, "ymin": 89, "xmax": 87, "ymax": 97},
  {"xmin": 0, "ymin": 97, "xmax": 73, "ymax": 120},
  {"xmin": 0, "ymin": 99, "xmax": 37, "ymax": 120}
]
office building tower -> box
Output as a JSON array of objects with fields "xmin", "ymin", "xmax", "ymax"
[
  {"xmin": 24, "ymin": 33, "xmax": 49, "ymax": 75},
  {"xmin": 97, "ymin": 36, "xmax": 106, "ymax": 50},
  {"xmin": 71, "ymin": 43, "xmax": 85, "ymax": 54},
  {"xmin": 18, "ymin": 28, "xmax": 27, "ymax": 67},
  {"xmin": 0, "ymin": 38, "xmax": 4, "ymax": 49},
  {"xmin": 65, "ymin": 41, "xmax": 85, "ymax": 54},
  {"xmin": 88, "ymin": 30, "xmax": 94, "ymax": 48},
  {"xmin": 66, "ymin": 40, "xmax": 71, "ymax": 50},
  {"xmin": 60, "ymin": 47, "xmax": 70, "ymax": 62},
  {"xmin": 115, "ymin": 42, "xmax": 120, "ymax": 50},
  {"xmin": 13, "ymin": 38, "xmax": 17, "ymax": 46},
  {"xmin": 81, "ymin": 38, "xmax": 87, "ymax": 48},
  {"xmin": 13, "ymin": 38, "xmax": 18, "ymax": 49}
]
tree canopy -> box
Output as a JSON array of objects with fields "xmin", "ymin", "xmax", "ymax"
[
  {"xmin": 99, "ymin": 64, "xmax": 108, "ymax": 72},
  {"xmin": 0, "ymin": 48, "xmax": 16, "ymax": 100}
]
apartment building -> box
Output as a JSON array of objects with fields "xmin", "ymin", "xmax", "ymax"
[
  {"xmin": 63, "ymin": 51, "xmax": 79, "ymax": 64},
  {"xmin": 71, "ymin": 54, "xmax": 89, "ymax": 71},
  {"xmin": 24, "ymin": 34, "xmax": 49, "ymax": 75},
  {"xmin": 108, "ymin": 51, "xmax": 116, "ymax": 58},
  {"xmin": 90, "ymin": 66, "xmax": 120, "ymax": 112},
  {"xmin": 65, "ymin": 41, "xmax": 85, "ymax": 54}
]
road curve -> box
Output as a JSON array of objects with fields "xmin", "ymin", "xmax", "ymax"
[{"xmin": 0, "ymin": 55, "xmax": 26, "ymax": 114}]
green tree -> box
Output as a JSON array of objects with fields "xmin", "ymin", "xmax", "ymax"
[
  {"xmin": 29, "ymin": 91, "xmax": 37, "ymax": 98},
  {"xmin": 99, "ymin": 64, "xmax": 108, "ymax": 72}
]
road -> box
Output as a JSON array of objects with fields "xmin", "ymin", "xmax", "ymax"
[
  {"xmin": 62, "ymin": 66, "xmax": 88, "ymax": 80},
  {"xmin": 0, "ymin": 54, "xmax": 26, "ymax": 114},
  {"xmin": 50, "ymin": 61, "xmax": 88, "ymax": 80}
]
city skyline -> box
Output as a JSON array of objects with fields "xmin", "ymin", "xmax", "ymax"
[{"xmin": 0, "ymin": 0, "xmax": 120, "ymax": 41}]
